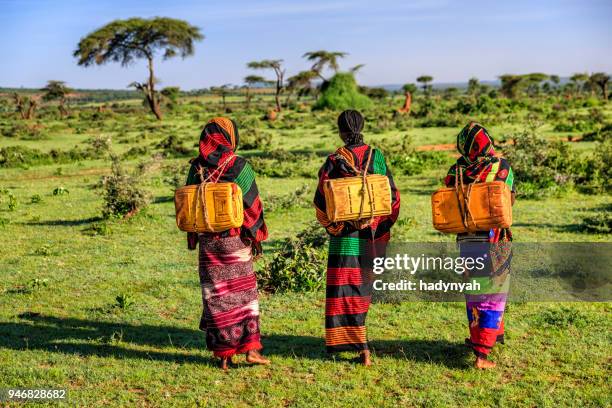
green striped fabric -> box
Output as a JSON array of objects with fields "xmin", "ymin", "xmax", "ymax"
[
  {"xmin": 329, "ymin": 236, "xmax": 364, "ymax": 256},
  {"xmin": 234, "ymin": 163, "xmax": 255, "ymax": 193},
  {"xmin": 372, "ymin": 149, "xmax": 387, "ymax": 175},
  {"xmin": 506, "ymin": 167, "xmax": 514, "ymax": 190}
]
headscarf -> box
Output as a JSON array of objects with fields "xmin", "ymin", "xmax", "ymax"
[
  {"xmin": 337, "ymin": 110, "xmax": 364, "ymax": 145},
  {"xmin": 198, "ymin": 117, "xmax": 240, "ymax": 168},
  {"xmin": 452, "ymin": 122, "xmax": 498, "ymax": 183}
]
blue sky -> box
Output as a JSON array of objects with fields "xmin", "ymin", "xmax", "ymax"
[{"xmin": 0, "ymin": 0, "xmax": 611, "ymax": 89}]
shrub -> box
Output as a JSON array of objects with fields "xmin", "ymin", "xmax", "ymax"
[
  {"xmin": 101, "ymin": 156, "xmax": 150, "ymax": 218},
  {"xmin": 52, "ymin": 186, "xmax": 69, "ymax": 196},
  {"xmin": 503, "ymin": 125, "xmax": 578, "ymax": 198},
  {"xmin": 538, "ymin": 307, "xmax": 591, "ymax": 328},
  {"xmin": 259, "ymin": 223, "xmax": 327, "ymax": 292},
  {"xmin": 313, "ymin": 73, "xmax": 373, "ymax": 111},
  {"xmin": 30, "ymin": 194, "xmax": 42, "ymax": 204},
  {"xmin": 377, "ymin": 135, "xmax": 450, "ymax": 176},
  {"xmin": 155, "ymin": 135, "xmax": 191, "ymax": 157},
  {"xmin": 239, "ymin": 130, "xmax": 273, "ymax": 150},
  {"xmin": 265, "ymin": 184, "xmax": 311, "ymax": 212}
]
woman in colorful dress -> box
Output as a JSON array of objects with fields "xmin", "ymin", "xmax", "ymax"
[
  {"xmin": 185, "ymin": 117, "xmax": 270, "ymax": 370},
  {"xmin": 314, "ymin": 110, "xmax": 401, "ymax": 366},
  {"xmin": 443, "ymin": 122, "xmax": 515, "ymax": 369}
]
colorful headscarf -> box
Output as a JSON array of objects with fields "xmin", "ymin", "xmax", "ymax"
[
  {"xmin": 198, "ymin": 117, "xmax": 240, "ymax": 168},
  {"xmin": 457, "ymin": 122, "xmax": 495, "ymax": 164},
  {"xmin": 444, "ymin": 122, "xmax": 500, "ymax": 186}
]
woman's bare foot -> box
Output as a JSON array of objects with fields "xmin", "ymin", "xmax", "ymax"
[
  {"xmin": 220, "ymin": 357, "xmax": 233, "ymax": 371},
  {"xmin": 474, "ymin": 357, "xmax": 496, "ymax": 369},
  {"xmin": 246, "ymin": 350, "xmax": 271, "ymax": 365},
  {"xmin": 359, "ymin": 350, "xmax": 372, "ymax": 366}
]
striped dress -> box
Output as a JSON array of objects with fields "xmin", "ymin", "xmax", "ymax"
[
  {"xmin": 314, "ymin": 144, "xmax": 400, "ymax": 353},
  {"xmin": 186, "ymin": 118, "xmax": 268, "ymax": 358}
]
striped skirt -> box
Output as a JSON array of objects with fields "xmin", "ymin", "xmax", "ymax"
[
  {"xmin": 198, "ymin": 235, "xmax": 262, "ymax": 358},
  {"xmin": 461, "ymin": 238, "xmax": 511, "ymax": 359},
  {"xmin": 325, "ymin": 233, "xmax": 382, "ymax": 353}
]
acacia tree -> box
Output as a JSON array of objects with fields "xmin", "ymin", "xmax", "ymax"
[
  {"xmin": 302, "ymin": 50, "xmax": 347, "ymax": 80},
  {"xmin": 467, "ymin": 77, "xmax": 480, "ymax": 96},
  {"xmin": 247, "ymin": 60, "xmax": 285, "ymax": 112},
  {"xmin": 42, "ymin": 80, "xmax": 72, "ymax": 118},
  {"xmin": 416, "ymin": 75, "xmax": 433, "ymax": 94},
  {"xmin": 285, "ymin": 70, "xmax": 317, "ymax": 105},
  {"xmin": 589, "ymin": 72, "xmax": 610, "ymax": 101},
  {"xmin": 523, "ymin": 73, "xmax": 549, "ymax": 97},
  {"xmin": 570, "ymin": 73, "xmax": 589, "ymax": 97},
  {"xmin": 211, "ymin": 84, "xmax": 232, "ymax": 111},
  {"xmin": 74, "ymin": 17, "xmax": 203, "ymax": 120},
  {"xmin": 499, "ymin": 74, "xmax": 523, "ymax": 99},
  {"xmin": 243, "ymin": 75, "xmax": 269, "ymax": 108}
]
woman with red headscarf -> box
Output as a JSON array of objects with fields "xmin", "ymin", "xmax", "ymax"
[
  {"xmin": 444, "ymin": 122, "xmax": 515, "ymax": 369},
  {"xmin": 185, "ymin": 117, "xmax": 270, "ymax": 370}
]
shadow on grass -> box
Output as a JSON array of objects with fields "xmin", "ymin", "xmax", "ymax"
[
  {"xmin": 0, "ymin": 315, "xmax": 471, "ymax": 368},
  {"xmin": 263, "ymin": 334, "xmax": 471, "ymax": 368},
  {"xmin": 24, "ymin": 216, "xmax": 104, "ymax": 227},
  {"xmin": 0, "ymin": 314, "xmax": 215, "ymax": 366}
]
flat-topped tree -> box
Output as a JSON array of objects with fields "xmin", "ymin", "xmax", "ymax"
[
  {"xmin": 42, "ymin": 80, "xmax": 72, "ymax": 118},
  {"xmin": 74, "ymin": 17, "xmax": 203, "ymax": 120},
  {"xmin": 499, "ymin": 74, "xmax": 524, "ymax": 99},
  {"xmin": 247, "ymin": 60, "xmax": 285, "ymax": 112},
  {"xmin": 244, "ymin": 75, "xmax": 270, "ymax": 109},
  {"xmin": 416, "ymin": 75, "xmax": 433, "ymax": 94},
  {"xmin": 302, "ymin": 50, "xmax": 348, "ymax": 81},
  {"xmin": 589, "ymin": 72, "xmax": 610, "ymax": 101},
  {"xmin": 570, "ymin": 73, "xmax": 589, "ymax": 96},
  {"xmin": 285, "ymin": 70, "xmax": 318, "ymax": 105}
]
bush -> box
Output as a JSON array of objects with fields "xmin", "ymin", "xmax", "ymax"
[
  {"xmin": 259, "ymin": 223, "xmax": 327, "ymax": 293},
  {"xmin": 265, "ymin": 184, "xmax": 311, "ymax": 212},
  {"xmin": 313, "ymin": 73, "xmax": 372, "ymax": 111},
  {"xmin": 155, "ymin": 135, "xmax": 191, "ymax": 157},
  {"xmin": 503, "ymin": 125, "xmax": 578, "ymax": 198},
  {"xmin": 101, "ymin": 156, "xmax": 150, "ymax": 218},
  {"xmin": 377, "ymin": 135, "xmax": 450, "ymax": 176}
]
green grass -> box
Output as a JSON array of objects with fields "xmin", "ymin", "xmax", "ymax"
[{"xmin": 0, "ymin": 98, "xmax": 610, "ymax": 407}]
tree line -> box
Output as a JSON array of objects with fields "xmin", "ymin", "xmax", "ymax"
[{"xmin": 6, "ymin": 16, "xmax": 611, "ymax": 121}]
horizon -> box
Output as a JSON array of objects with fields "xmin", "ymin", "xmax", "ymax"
[{"xmin": 1, "ymin": 0, "xmax": 611, "ymax": 90}]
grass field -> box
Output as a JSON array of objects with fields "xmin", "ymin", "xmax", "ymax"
[{"xmin": 0, "ymin": 97, "xmax": 610, "ymax": 407}]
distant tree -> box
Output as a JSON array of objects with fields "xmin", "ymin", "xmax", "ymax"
[
  {"xmin": 416, "ymin": 75, "xmax": 433, "ymax": 94},
  {"xmin": 247, "ymin": 60, "xmax": 285, "ymax": 112},
  {"xmin": 467, "ymin": 77, "xmax": 480, "ymax": 96},
  {"xmin": 589, "ymin": 72, "xmax": 610, "ymax": 101},
  {"xmin": 12, "ymin": 93, "xmax": 38, "ymax": 120},
  {"xmin": 499, "ymin": 74, "xmax": 524, "ymax": 99},
  {"xmin": 523, "ymin": 73, "xmax": 549, "ymax": 97},
  {"xmin": 74, "ymin": 17, "xmax": 203, "ymax": 120},
  {"xmin": 285, "ymin": 70, "xmax": 317, "ymax": 105},
  {"xmin": 243, "ymin": 75, "xmax": 269, "ymax": 109},
  {"xmin": 444, "ymin": 87, "xmax": 459, "ymax": 99},
  {"xmin": 360, "ymin": 86, "xmax": 389, "ymax": 100},
  {"xmin": 160, "ymin": 86, "xmax": 180, "ymax": 109},
  {"xmin": 42, "ymin": 80, "xmax": 73, "ymax": 118},
  {"xmin": 399, "ymin": 83, "xmax": 417, "ymax": 114},
  {"xmin": 570, "ymin": 73, "xmax": 589, "ymax": 97},
  {"xmin": 548, "ymin": 75, "xmax": 561, "ymax": 95},
  {"xmin": 302, "ymin": 50, "xmax": 348, "ymax": 80},
  {"xmin": 211, "ymin": 84, "xmax": 232, "ymax": 111}
]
